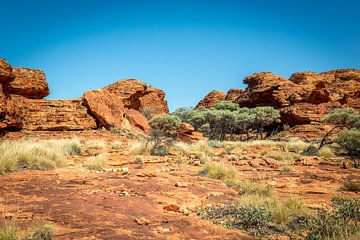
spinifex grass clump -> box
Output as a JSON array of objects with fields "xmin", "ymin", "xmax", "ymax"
[{"xmin": 0, "ymin": 139, "xmax": 82, "ymax": 174}]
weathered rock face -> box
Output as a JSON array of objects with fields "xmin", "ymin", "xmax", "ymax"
[
  {"xmin": 196, "ymin": 90, "xmax": 226, "ymax": 108},
  {"xmin": 105, "ymin": 79, "xmax": 169, "ymax": 115},
  {"xmin": 124, "ymin": 108, "xmax": 151, "ymax": 134},
  {"xmin": 0, "ymin": 84, "xmax": 6, "ymax": 119},
  {"xmin": 0, "ymin": 58, "xmax": 169, "ymax": 134},
  {"xmin": 177, "ymin": 123, "xmax": 206, "ymax": 143},
  {"xmin": 225, "ymin": 88, "xmax": 244, "ymax": 102},
  {"xmin": 276, "ymin": 123, "xmax": 334, "ymax": 141},
  {"xmin": 0, "ymin": 58, "xmax": 13, "ymax": 83},
  {"xmin": 3, "ymin": 67, "xmax": 50, "ymax": 99},
  {"xmin": 21, "ymin": 97, "xmax": 97, "ymax": 131},
  {"xmin": 83, "ymin": 89, "xmax": 128, "ymax": 129},
  {"xmin": 198, "ymin": 69, "xmax": 360, "ymax": 127}
]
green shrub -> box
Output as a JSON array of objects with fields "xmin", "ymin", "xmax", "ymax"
[
  {"xmin": 149, "ymin": 114, "xmax": 182, "ymax": 136},
  {"xmin": 335, "ymin": 129, "xmax": 360, "ymax": 157}
]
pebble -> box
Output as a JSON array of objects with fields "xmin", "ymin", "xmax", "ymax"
[
  {"xmin": 175, "ymin": 182, "xmax": 188, "ymax": 188},
  {"xmin": 164, "ymin": 204, "xmax": 180, "ymax": 212},
  {"xmin": 134, "ymin": 217, "xmax": 150, "ymax": 225}
]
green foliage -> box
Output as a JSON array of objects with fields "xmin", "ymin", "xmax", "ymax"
[
  {"xmin": 173, "ymin": 106, "xmax": 281, "ymax": 140},
  {"xmin": 323, "ymin": 108, "xmax": 360, "ymax": 129},
  {"xmin": 149, "ymin": 114, "xmax": 182, "ymax": 137},
  {"xmin": 335, "ymin": 129, "xmax": 360, "ymax": 157},
  {"xmin": 214, "ymin": 101, "xmax": 240, "ymax": 111},
  {"xmin": 304, "ymin": 198, "xmax": 360, "ymax": 240}
]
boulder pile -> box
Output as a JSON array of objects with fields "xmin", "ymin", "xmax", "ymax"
[
  {"xmin": 197, "ymin": 69, "xmax": 360, "ymax": 137},
  {"xmin": 0, "ymin": 58, "xmax": 169, "ymax": 133}
]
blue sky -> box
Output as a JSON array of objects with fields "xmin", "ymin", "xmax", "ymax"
[{"xmin": 1, "ymin": 0, "xmax": 359, "ymax": 111}]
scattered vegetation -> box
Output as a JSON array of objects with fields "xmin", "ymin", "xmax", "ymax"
[
  {"xmin": 173, "ymin": 102, "xmax": 281, "ymax": 140},
  {"xmin": 0, "ymin": 222, "xmax": 18, "ymax": 240},
  {"xmin": 84, "ymin": 154, "xmax": 108, "ymax": 170},
  {"xmin": 322, "ymin": 108, "xmax": 360, "ymax": 166},
  {"xmin": 0, "ymin": 139, "xmax": 81, "ymax": 174}
]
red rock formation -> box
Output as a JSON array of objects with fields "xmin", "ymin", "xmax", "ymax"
[
  {"xmin": 0, "ymin": 58, "xmax": 13, "ymax": 83},
  {"xmin": 124, "ymin": 108, "xmax": 151, "ymax": 134},
  {"xmin": 225, "ymin": 88, "xmax": 244, "ymax": 102},
  {"xmin": 3, "ymin": 67, "xmax": 50, "ymax": 99},
  {"xmin": 104, "ymin": 79, "xmax": 169, "ymax": 115},
  {"xmin": 196, "ymin": 90, "xmax": 226, "ymax": 108},
  {"xmin": 83, "ymin": 89, "xmax": 128, "ymax": 129},
  {"xmin": 22, "ymin": 97, "xmax": 97, "ymax": 131},
  {"xmin": 177, "ymin": 123, "xmax": 206, "ymax": 143}
]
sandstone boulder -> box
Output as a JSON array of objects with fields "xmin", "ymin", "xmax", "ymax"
[
  {"xmin": 1, "ymin": 95, "xmax": 25, "ymax": 129},
  {"xmin": 104, "ymin": 79, "xmax": 169, "ymax": 115},
  {"xmin": 83, "ymin": 89, "xmax": 128, "ymax": 129},
  {"xmin": 177, "ymin": 123, "xmax": 206, "ymax": 143},
  {"xmin": 0, "ymin": 84, "xmax": 6, "ymax": 119},
  {"xmin": 3, "ymin": 67, "xmax": 50, "ymax": 99},
  {"xmin": 124, "ymin": 108, "xmax": 151, "ymax": 134},
  {"xmin": 0, "ymin": 58, "xmax": 13, "ymax": 83},
  {"xmin": 225, "ymin": 88, "xmax": 244, "ymax": 102},
  {"xmin": 196, "ymin": 90, "xmax": 226, "ymax": 108},
  {"xmin": 21, "ymin": 98, "xmax": 96, "ymax": 131}
]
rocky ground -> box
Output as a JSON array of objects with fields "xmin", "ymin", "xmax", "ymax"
[{"xmin": 1, "ymin": 131, "xmax": 359, "ymax": 239}]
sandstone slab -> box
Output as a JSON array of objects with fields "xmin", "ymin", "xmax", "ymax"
[
  {"xmin": 3, "ymin": 67, "xmax": 49, "ymax": 99},
  {"xmin": 83, "ymin": 89, "xmax": 128, "ymax": 129}
]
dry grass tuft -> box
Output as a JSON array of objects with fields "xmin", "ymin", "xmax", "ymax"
[
  {"xmin": 84, "ymin": 139, "xmax": 107, "ymax": 149},
  {"xmin": 84, "ymin": 154, "xmax": 108, "ymax": 171},
  {"xmin": 200, "ymin": 161, "xmax": 237, "ymax": 181},
  {"xmin": 0, "ymin": 139, "xmax": 81, "ymax": 174}
]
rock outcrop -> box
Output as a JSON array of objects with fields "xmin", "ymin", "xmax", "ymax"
[
  {"xmin": 198, "ymin": 69, "xmax": 360, "ymax": 126},
  {"xmin": 196, "ymin": 90, "xmax": 226, "ymax": 108},
  {"xmin": 3, "ymin": 67, "xmax": 49, "ymax": 99},
  {"xmin": 124, "ymin": 108, "xmax": 151, "ymax": 134},
  {"xmin": 225, "ymin": 88, "xmax": 244, "ymax": 102},
  {"xmin": 21, "ymin": 97, "xmax": 97, "ymax": 131},
  {"xmin": 104, "ymin": 79, "xmax": 169, "ymax": 115},
  {"xmin": 176, "ymin": 123, "xmax": 206, "ymax": 143},
  {"xmin": 83, "ymin": 89, "xmax": 128, "ymax": 129},
  {"xmin": 0, "ymin": 58, "xmax": 167, "ymax": 134},
  {"xmin": 0, "ymin": 58, "xmax": 13, "ymax": 83}
]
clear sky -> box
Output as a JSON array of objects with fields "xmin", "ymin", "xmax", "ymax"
[{"xmin": 1, "ymin": 0, "xmax": 359, "ymax": 111}]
